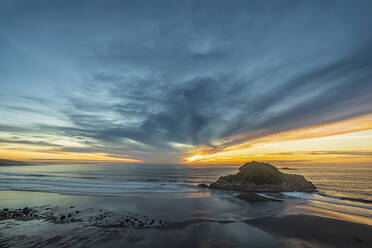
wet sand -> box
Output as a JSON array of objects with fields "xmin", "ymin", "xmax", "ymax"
[
  {"xmin": 2, "ymin": 211, "xmax": 371, "ymax": 247},
  {"xmin": 1, "ymin": 190, "xmax": 372, "ymax": 247},
  {"xmin": 237, "ymin": 192, "xmax": 283, "ymax": 202},
  {"xmin": 247, "ymin": 214, "xmax": 372, "ymax": 248}
]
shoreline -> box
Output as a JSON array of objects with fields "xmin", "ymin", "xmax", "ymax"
[{"xmin": 1, "ymin": 189, "xmax": 372, "ymax": 247}]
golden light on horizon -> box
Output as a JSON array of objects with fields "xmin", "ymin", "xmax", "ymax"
[
  {"xmin": 0, "ymin": 148, "xmax": 143, "ymax": 163},
  {"xmin": 184, "ymin": 114, "xmax": 372, "ymax": 164},
  {"xmin": 186, "ymin": 154, "xmax": 208, "ymax": 163},
  {"xmin": 1, "ymin": 113, "xmax": 372, "ymax": 164}
]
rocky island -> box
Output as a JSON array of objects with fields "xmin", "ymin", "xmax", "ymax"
[{"xmin": 209, "ymin": 161, "xmax": 316, "ymax": 192}]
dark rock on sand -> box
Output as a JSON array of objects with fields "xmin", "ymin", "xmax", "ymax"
[
  {"xmin": 0, "ymin": 207, "xmax": 39, "ymax": 220},
  {"xmin": 198, "ymin": 183, "xmax": 209, "ymax": 188},
  {"xmin": 0, "ymin": 206, "xmax": 164, "ymax": 229},
  {"xmin": 209, "ymin": 161, "xmax": 316, "ymax": 192}
]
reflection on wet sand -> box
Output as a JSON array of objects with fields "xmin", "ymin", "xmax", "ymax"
[
  {"xmin": 1, "ymin": 189, "xmax": 372, "ymax": 248},
  {"xmin": 294, "ymin": 204, "xmax": 372, "ymax": 226},
  {"xmin": 0, "ymin": 218, "xmax": 278, "ymax": 248}
]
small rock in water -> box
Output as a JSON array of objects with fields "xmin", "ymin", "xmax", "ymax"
[{"xmin": 198, "ymin": 183, "xmax": 209, "ymax": 188}]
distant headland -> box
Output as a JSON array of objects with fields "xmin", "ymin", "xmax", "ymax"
[{"xmin": 0, "ymin": 159, "xmax": 28, "ymax": 166}]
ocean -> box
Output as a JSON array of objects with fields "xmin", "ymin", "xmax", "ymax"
[
  {"xmin": 1, "ymin": 162, "xmax": 372, "ymax": 219},
  {"xmin": 0, "ymin": 163, "xmax": 237, "ymax": 196}
]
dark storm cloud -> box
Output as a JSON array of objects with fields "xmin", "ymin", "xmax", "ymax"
[
  {"xmin": 218, "ymin": 44, "xmax": 372, "ymax": 147},
  {"xmin": 1, "ymin": 0, "xmax": 372, "ymax": 161},
  {"xmin": 62, "ymin": 75, "xmax": 248, "ymax": 147},
  {"xmin": 62, "ymin": 42, "xmax": 372, "ymax": 153}
]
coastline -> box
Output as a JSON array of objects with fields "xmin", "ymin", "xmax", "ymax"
[{"xmin": 1, "ymin": 163, "xmax": 372, "ymax": 247}]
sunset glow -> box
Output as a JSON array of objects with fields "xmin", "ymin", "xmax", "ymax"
[
  {"xmin": 1, "ymin": 113, "xmax": 372, "ymax": 164},
  {"xmin": 184, "ymin": 114, "xmax": 372, "ymax": 164}
]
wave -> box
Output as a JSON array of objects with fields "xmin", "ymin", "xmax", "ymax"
[
  {"xmin": 282, "ymin": 192, "xmax": 372, "ymax": 210},
  {"xmin": 0, "ymin": 171, "xmax": 212, "ymax": 183},
  {"xmin": 0, "ymin": 172, "xmax": 100, "ymax": 180},
  {"xmin": 316, "ymin": 192, "xmax": 372, "ymax": 204},
  {"xmin": 256, "ymin": 193, "xmax": 284, "ymax": 202},
  {"xmin": 0, "ymin": 177, "xmax": 202, "ymax": 196},
  {"xmin": 0, "ymin": 178, "xmax": 195, "ymax": 188},
  {"xmin": 0, "ymin": 172, "xmax": 57, "ymax": 178}
]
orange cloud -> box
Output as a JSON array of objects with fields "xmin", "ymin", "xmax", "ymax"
[
  {"xmin": 184, "ymin": 113, "xmax": 372, "ymax": 164},
  {"xmin": 0, "ymin": 148, "xmax": 143, "ymax": 163}
]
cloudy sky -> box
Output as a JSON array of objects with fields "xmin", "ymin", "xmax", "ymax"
[{"xmin": 1, "ymin": 0, "xmax": 372, "ymax": 164}]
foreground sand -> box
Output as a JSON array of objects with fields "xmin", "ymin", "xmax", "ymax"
[
  {"xmin": 1, "ymin": 191, "xmax": 372, "ymax": 247},
  {"xmin": 1, "ymin": 208, "xmax": 371, "ymax": 247},
  {"xmin": 247, "ymin": 214, "xmax": 372, "ymax": 248}
]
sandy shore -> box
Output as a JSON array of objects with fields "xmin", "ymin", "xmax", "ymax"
[
  {"xmin": 1, "ymin": 190, "xmax": 372, "ymax": 247},
  {"xmin": 1, "ymin": 206, "xmax": 371, "ymax": 247}
]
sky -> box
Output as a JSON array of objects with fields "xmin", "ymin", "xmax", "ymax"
[{"xmin": 0, "ymin": 0, "xmax": 372, "ymax": 164}]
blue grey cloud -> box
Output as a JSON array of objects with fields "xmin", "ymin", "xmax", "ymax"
[{"xmin": 0, "ymin": 0, "xmax": 372, "ymax": 162}]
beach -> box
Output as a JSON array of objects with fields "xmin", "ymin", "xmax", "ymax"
[
  {"xmin": 2, "ymin": 0, "xmax": 372, "ymax": 247},
  {"xmin": 1, "ymin": 163, "xmax": 372, "ymax": 247}
]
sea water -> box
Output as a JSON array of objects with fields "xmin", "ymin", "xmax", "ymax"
[
  {"xmin": 1, "ymin": 162, "xmax": 372, "ymax": 219},
  {"xmin": 0, "ymin": 163, "xmax": 237, "ymax": 196}
]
